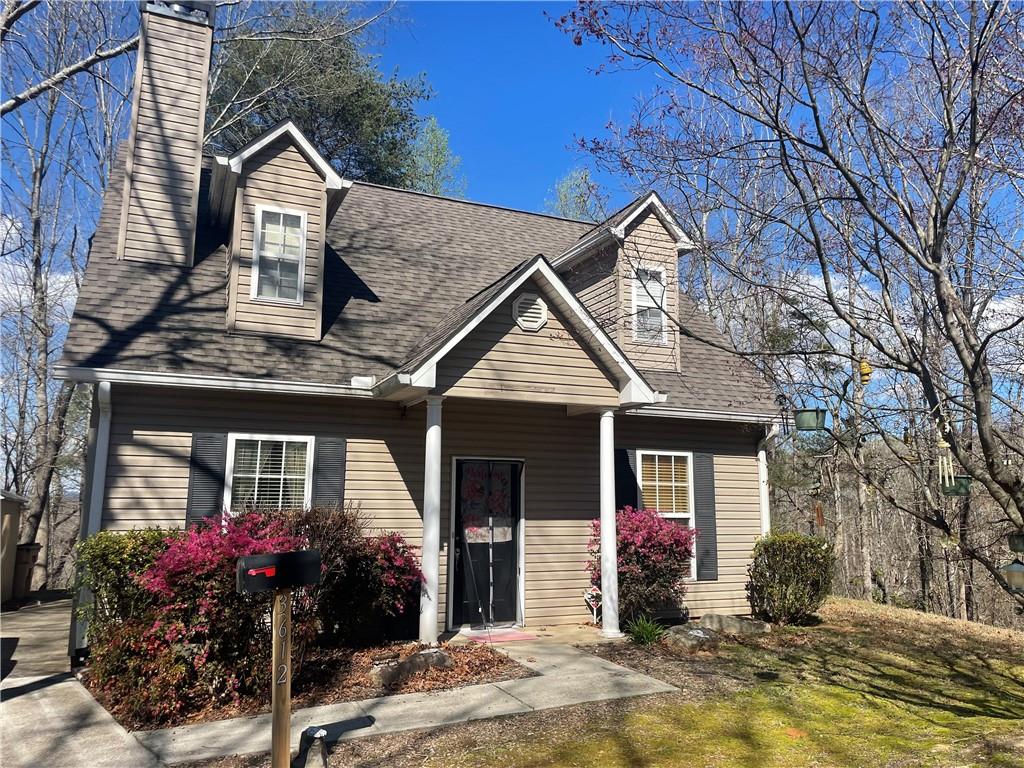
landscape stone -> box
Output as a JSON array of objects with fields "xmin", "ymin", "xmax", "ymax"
[
  {"xmin": 368, "ymin": 647, "xmax": 454, "ymax": 687},
  {"xmin": 699, "ymin": 613, "xmax": 772, "ymax": 636},
  {"xmin": 664, "ymin": 625, "xmax": 720, "ymax": 652}
]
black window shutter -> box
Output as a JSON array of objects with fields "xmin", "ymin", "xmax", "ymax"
[
  {"xmin": 614, "ymin": 448, "xmax": 638, "ymax": 510},
  {"xmin": 692, "ymin": 452, "xmax": 718, "ymax": 581},
  {"xmin": 312, "ymin": 437, "xmax": 346, "ymax": 508},
  {"xmin": 186, "ymin": 432, "xmax": 228, "ymax": 527}
]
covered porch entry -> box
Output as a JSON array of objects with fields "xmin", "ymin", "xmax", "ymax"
[{"xmin": 373, "ymin": 257, "xmax": 661, "ymax": 643}]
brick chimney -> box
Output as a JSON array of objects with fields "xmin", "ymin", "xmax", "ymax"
[{"xmin": 115, "ymin": 1, "xmax": 215, "ymax": 266}]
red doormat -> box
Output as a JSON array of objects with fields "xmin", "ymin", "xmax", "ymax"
[{"xmin": 466, "ymin": 630, "xmax": 538, "ymax": 644}]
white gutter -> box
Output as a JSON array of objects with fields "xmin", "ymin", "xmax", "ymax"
[
  {"xmin": 757, "ymin": 423, "xmax": 779, "ymax": 535},
  {"xmin": 56, "ymin": 366, "xmax": 376, "ymax": 399},
  {"xmin": 630, "ymin": 405, "xmax": 782, "ymax": 424}
]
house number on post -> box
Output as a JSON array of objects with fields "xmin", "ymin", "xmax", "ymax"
[{"xmin": 237, "ymin": 550, "xmax": 321, "ymax": 768}]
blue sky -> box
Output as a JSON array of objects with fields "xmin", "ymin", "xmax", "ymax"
[{"xmin": 376, "ymin": 1, "xmax": 654, "ymax": 214}]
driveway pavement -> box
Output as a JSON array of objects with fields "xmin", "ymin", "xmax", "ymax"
[{"xmin": 1, "ymin": 597, "xmax": 162, "ymax": 768}]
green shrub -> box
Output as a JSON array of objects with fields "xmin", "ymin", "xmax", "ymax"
[
  {"xmin": 76, "ymin": 528, "xmax": 177, "ymax": 639},
  {"xmin": 625, "ymin": 615, "xmax": 667, "ymax": 645},
  {"xmin": 746, "ymin": 532, "xmax": 834, "ymax": 625}
]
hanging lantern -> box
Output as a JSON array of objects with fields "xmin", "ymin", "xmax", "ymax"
[
  {"xmin": 858, "ymin": 358, "xmax": 873, "ymax": 385},
  {"xmin": 1001, "ymin": 559, "xmax": 1024, "ymax": 593},
  {"xmin": 941, "ymin": 474, "xmax": 971, "ymax": 497},
  {"xmin": 793, "ymin": 408, "xmax": 827, "ymax": 431}
]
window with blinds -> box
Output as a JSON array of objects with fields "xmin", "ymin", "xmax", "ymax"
[
  {"xmin": 639, "ymin": 451, "xmax": 692, "ymax": 521},
  {"xmin": 227, "ymin": 435, "xmax": 313, "ymax": 510},
  {"xmin": 638, "ymin": 450, "xmax": 695, "ymax": 578},
  {"xmin": 633, "ymin": 267, "xmax": 666, "ymax": 343}
]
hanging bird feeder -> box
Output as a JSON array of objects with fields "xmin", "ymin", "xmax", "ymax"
[
  {"xmin": 858, "ymin": 358, "xmax": 873, "ymax": 385},
  {"xmin": 793, "ymin": 408, "xmax": 827, "ymax": 432},
  {"xmin": 1001, "ymin": 559, "xmax": 1024, "ymax": 593}
]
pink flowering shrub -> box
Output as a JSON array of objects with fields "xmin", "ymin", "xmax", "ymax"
[
  {"xmin": 587, "ymin": 506, "xmax": 697, "ymax": 619},
  {"xmin": 84, "ymin": 508, "xmax": 424, "ymax": 726}
]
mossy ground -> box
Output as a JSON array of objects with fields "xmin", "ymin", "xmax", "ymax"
[
  {"xmin": 189, "ymin": 599, "xmax": 1024, "ymax": 768},
  {"xmin": 443, "ymin": 599, "xmax": 1024, "ymax": 768}
]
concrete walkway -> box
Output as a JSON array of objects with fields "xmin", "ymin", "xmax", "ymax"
[
  {"xmin": 134, "ymin": 636, "xmax": 676, "ymax": 765},
  {"xmin": 1, "ymin": 598, "xmax": 162, "ymax": 768}
]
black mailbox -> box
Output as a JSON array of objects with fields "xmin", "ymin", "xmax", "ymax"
[{"xmin": 236, "ymin": 550, "xmax": 322, "ymax": 594}]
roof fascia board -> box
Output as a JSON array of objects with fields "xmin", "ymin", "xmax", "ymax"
[
  {"xmin": 630, "ymin": 405, "xmax": 782, "ymax": 424},
  {"xmin": 610, "ymin": 192, "xmax": 694, "ymax": 251},
  {"xmin": 551, "ymin": 226, "xmax": 616, "ymax": 270},
  {"xmin": 226, "ymin": 120, "xmax": 349, "ymax": 191},
  {"xmin": 56, "ymin": 365, "xmax": 374, "ymax": 399}
]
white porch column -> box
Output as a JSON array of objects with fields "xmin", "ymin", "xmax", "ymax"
[
  {"xmin": 419, "ymin": 396, "xmax": 443, "ymax": 644},
  {"xmin": 599, "ymin": 408, "xmax": 623, "ymax": 638}
]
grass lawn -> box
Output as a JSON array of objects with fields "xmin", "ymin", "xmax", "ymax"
[
  {"xmin": 453, "ymin": 599, "xmax": 1024, "ymax": 768},
  {"xmin": 190, "ymin": 598, "xmax": 1024, "ymax": 768}
]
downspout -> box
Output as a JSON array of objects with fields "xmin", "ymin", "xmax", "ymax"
[
  {"xmin": 69, "ymin": 381, "xmax": 112, "ymax": 659},
  {"xmin": 757, "ymin": 423, "xmax": 779, "ymax": 536}
]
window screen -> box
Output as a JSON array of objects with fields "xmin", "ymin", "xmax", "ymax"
[
  {"xmin": 256, "ymin": 209, "xmax": 304, "ymax": 302},
  {"xmin": 634, "ymin": 268, "xmax": 666, "ymax": 342}
]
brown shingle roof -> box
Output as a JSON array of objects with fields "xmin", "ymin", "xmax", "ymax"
[{"xmin": 61, "ymin": 154, "xmax": 776, "ymax": 417}]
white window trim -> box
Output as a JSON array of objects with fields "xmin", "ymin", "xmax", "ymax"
[
  {"xmin": 631, "ymin": 265, "xmax": 669, "ymax": 345},
  {"xmin": 223, "ymin": 433, "xmax": 315, "ymax": 513},
  {"xmin": 636, "ymin": 449, "xmax": 696, "ymax": 580},
  {"xmin": 250, "ymin": 204, "xmax": 307, "ymax": 306}
]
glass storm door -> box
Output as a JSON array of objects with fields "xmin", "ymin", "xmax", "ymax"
[{"xmin": 452, "ymin": 459, "xmax": 522, "ymax": 628}]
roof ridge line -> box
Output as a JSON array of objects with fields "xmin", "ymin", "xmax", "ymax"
[{"xmin": 349, "ymin": 180, "xmax": 596, "ymax": 225}]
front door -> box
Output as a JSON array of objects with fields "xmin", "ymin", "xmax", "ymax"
[{"xmin": 452, "ymin": 459, "xmax": 522, "ymax": 628}]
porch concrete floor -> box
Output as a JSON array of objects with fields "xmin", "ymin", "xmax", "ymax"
[
  {"xmin": 1, "ymin": 597, "xmax": 162, "ymax": 768},
  {"xmin": 133, "ymin": 636, "xmax": 676, "ymax": 765}
]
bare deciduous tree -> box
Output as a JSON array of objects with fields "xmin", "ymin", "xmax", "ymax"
[{"xmin": 559, "ymin": 1, "xmax": 1024, "ymax": 611}]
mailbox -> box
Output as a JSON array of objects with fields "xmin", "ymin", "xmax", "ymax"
[{"xmin": 236, "ymin": 550, "xmax": 321, "ymax": 594}]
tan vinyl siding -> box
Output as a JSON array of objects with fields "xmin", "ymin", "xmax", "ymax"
[
  {"xmin": 103, "ymin": 386, "xmax": 424, "ymax": 539},
  {"xmin": 616, "ymin": 416, "xmax": 764, "ymax": 616},
  {"xmin": 617, "ymin": 210, "xmax": 680, "ymax": 371},
  {"xmin": 563, "ymin": 246, "xmax": 619, "ymax": 336},
  {"xmin": 434, "ymin": 279, "xmax": 620, "ymax": 406},
  {"xmin": 117, "ymin": 11, "xmax": 210, "ymax": 266},
  {"xmin": 230, "ymin": 138, "xmax": 325, "ymax": 340},
  {"xmin": 102, "ymin": 386, "xmax": 764, "ymax": 625}
]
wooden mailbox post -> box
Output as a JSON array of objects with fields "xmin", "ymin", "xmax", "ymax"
[{"xmin": 237, "ymin": 550, "xmax": 321, "ymax": 768}]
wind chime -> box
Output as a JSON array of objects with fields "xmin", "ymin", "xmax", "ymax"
[{"xmin": 935, "ymin": 417, "xmax": 971, "ymax": 497}]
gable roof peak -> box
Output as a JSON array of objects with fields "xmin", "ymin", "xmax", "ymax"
[
  {"xmin": 553, "ymin": 190, "xmax": 695, "ymax": 269},
  {"xmin": 225, "ymin": 119, "xmax": 349, "ymax": 191}
]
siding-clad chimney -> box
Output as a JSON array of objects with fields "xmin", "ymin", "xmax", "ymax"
[{"xmin": 116, "ymin": 0, "xmax": 214, "ymax": 265}]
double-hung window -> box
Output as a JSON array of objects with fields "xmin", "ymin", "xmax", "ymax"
[
  {"xmin": 224, "ymin": 434, "xmax": 314, "ymax": 511},
  {"xmin": 633, "ymin": 267, "xmax": 666, "ymax": 343},
  {"xmin": 252, "ymin": 205, "xmax": 306, "ymax": 304},
  {"xmin": 637, "ymin": 450, "xmax": 696, "ymax": 578}
]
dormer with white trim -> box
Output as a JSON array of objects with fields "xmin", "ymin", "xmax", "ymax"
[
  {"xmin": 556, "ymin": 192, "xmax": 693, "ymax": 372},
  {"xmin": 208, "ymin": 121, "xmax": 351, "ymax": 341}
]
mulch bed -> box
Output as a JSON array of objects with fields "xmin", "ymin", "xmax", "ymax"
[{"xmin": 88, "ymin": 641, "xmax": 532, "ymax": 732}]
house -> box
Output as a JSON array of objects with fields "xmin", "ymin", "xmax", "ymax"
[{"xmin": 58, "ymin": 0, "xmax": 779, "ymax": 652}]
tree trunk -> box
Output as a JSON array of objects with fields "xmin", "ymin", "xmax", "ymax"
[{"xmin": 915, "ymin": 517, "xmax": 931, "ymax": 612}]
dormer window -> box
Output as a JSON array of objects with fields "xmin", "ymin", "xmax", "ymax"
[
  {"xmin": 633, "ymin": 267, "xmax": 666, "ymax": 343},
  {"xmin": 252, "ymin": 205, "xmax": 305, "ymax": 304}
]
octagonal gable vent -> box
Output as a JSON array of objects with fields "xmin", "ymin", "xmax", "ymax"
[{"xmin": 513, "ymin": 292, "xmax": 548, "ymax": 331}]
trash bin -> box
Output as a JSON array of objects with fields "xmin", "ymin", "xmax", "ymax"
[
  {"xmin": 12, "ymin": 542, "xmax": 41, "ymax": 600},
  {"xmin": 1, "ymin": 492, "xmax": 25, "ymax": 603}
]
